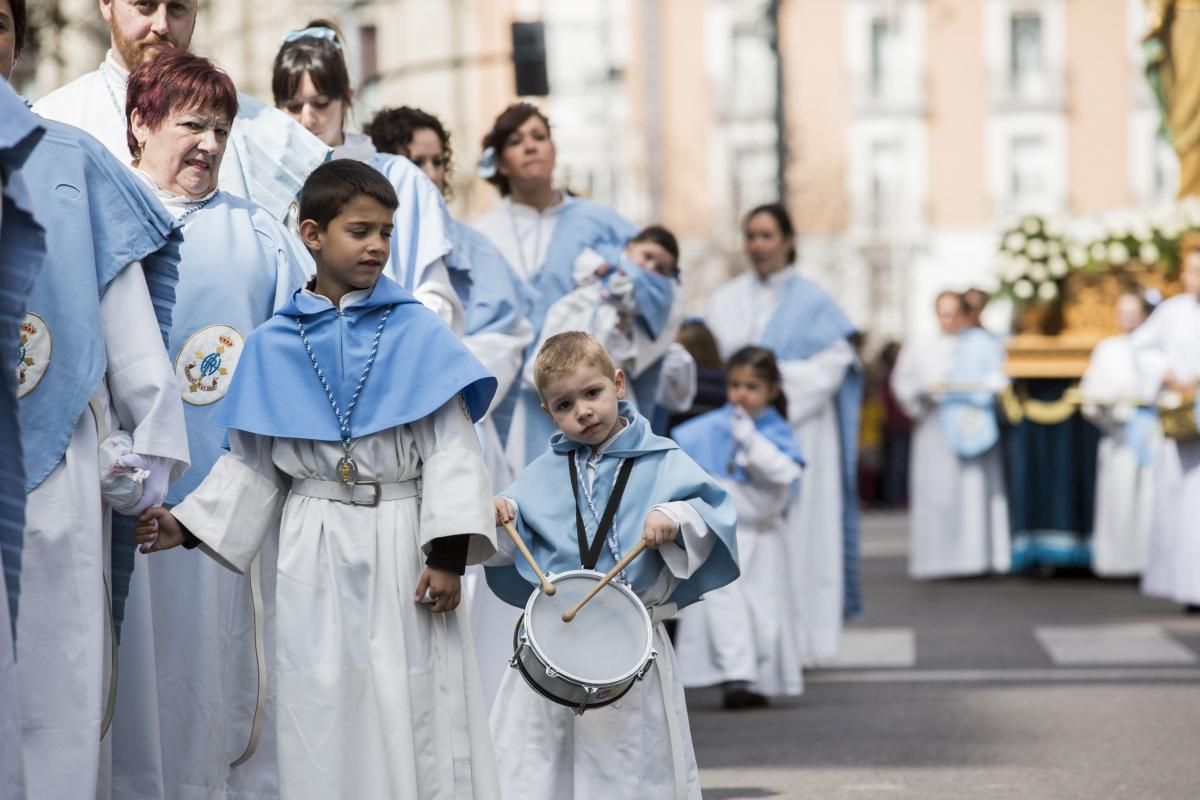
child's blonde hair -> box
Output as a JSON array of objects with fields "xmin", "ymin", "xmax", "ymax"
[{"xmin": 533, "ymin": 332, "xmax": 617, "ymax": 399}]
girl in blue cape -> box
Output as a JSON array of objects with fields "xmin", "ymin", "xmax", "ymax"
[
  {"xmin": 672, "ymin": 346, "xmax": 806, "ymax": 710},
  {"xmin": 488, "ymin": 331, "xmax": 738, "ymax": 800},
  {"xmin": 135, "ymin": 160, "xmax": 503, "ymax": 800}
]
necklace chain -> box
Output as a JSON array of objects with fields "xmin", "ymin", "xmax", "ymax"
[
  {"xmin": 296, "ymin": 304, "xmax": 393, "ymax": 460},
  {"xmin": 507, "ymin": 203, "xmax": 544, "ymax": 277}
]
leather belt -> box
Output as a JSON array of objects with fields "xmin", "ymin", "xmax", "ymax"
[{"xmin": 291, "ymin": 477, "xmax": 419, "ymax": 507}]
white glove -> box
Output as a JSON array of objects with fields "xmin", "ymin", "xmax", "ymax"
[
  {"xmin": 100, "ymin": 432, "xmax": 145, "ymax": 513},
  {"xmin": 113, "ymin": 453, "xmax": 173, "ymax": 516},
  {"xmin": 730, "ymin": 406, "xmax": 757, "ymax": 445}
]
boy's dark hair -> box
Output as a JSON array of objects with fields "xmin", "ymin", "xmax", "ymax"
[
  {"xmin": 631, "ymin": 224, "xmax": 680, "ymax": 274},
  {"xmin": 727, "ymin": 345, "xmax": 789, "ymax": 419},
  {"xmin": 10, "ymin": 0, "xmax": 26, "ymax": 56},
  {"xmin": 299, "ymin": 160, "xmax": 398, "ymax": 229}
]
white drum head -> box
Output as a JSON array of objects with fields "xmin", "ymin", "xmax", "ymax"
[{"xmin": 526, "ymin": 573, "xmax": 651, "ymax": 685}]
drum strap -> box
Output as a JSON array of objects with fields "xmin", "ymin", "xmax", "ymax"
[{"xmin": 567, "ymin": 456, "xmax": 636, "ymax": 570}]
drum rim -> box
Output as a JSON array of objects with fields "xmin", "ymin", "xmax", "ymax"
[{"xmin": 522, "ymin": 568, "xmax": 654, "ymax": 687}]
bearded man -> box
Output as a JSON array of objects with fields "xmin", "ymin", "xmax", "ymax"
[{"xmin": 33, "ymin": 0, "xmax": 328, "ymax": 221}]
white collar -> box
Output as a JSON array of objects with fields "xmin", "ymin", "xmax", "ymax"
[
  {"xmin": 102, "ymin": 49, "xmax": 130, "ymax": 87},
  {"xmin": 586, "ymin": 415, "xmax": 631, "ymax": 464},
  {"xmin": 753, "ymin": 265, "xmax": 795, "ymax": 289},
  {"xmin": 332, "ymin": 132, "xmax": 378, "ymax": 164},
  {"xmin": 303, "ymin": 284, "xmax": 373, "ymax": 311},
  {"xmin": 504, "ymin": 191, "xmax": 569, "ymax": 218},
  {"xmin": 132, "ymin": 168, "xmax": 219, "ymax": 219}
]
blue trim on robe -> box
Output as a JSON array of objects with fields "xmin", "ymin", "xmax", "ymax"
[
  {"xmin": 0, "ymin": 87, "xmax": 47, "ymax": 636},
  {"xmin": 758, "ymin": 272, "xmax": 865, "ymax": 619},
  {"xmin": 672, "ymin": 404, "xmax": 805, "ymax": 483},
  {"xmin": 364, "ymin": 153, "xmax": 455, "ymax": 292},
  {"xmin": 486, "ymin": 404, "xmax": 739, "ymax": 611},
  {"xmin": 1126, "ymin": 407, "xmax": 1159, "ymax": 467},
  {"xmin": 516, "ymin": 199, "xmax": 641, "ymax": 462},
  {"xmin": 938, "ymin": 328, "xmax": 1003, "ymax": 458},
  {"xmin": 216, "ymin": 275, "xmax": 497, "ymax": 440}
]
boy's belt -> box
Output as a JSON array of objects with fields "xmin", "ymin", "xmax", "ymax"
[{"xmin": 291, "ymin": 477, "xmax": 420, "ymax": 507}]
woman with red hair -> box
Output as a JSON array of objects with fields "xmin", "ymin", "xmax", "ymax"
[{"xmin": 115, "ymin": 47, "xmax": 311, "ymax": 800}]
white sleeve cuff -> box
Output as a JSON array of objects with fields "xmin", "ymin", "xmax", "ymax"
[{"xmin": 652, "ymin": 501, "xmax": 714, "ymax": 579}]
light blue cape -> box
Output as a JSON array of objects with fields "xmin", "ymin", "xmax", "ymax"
[
  {"xmin": 758, "ymin": 272, "xmax": 865, "ymax": 619},
  {"xmin": 0, "ymin": 85, "xmax": 47, "ymax": 635},
  {"xmin": 672, "ymin": 404, "xmax": 805, "ymax": 483},
  {"xmin": 445, "ymin": 218, "xmax": 538, "ymax": 338},
  {"xmin": 486, "ymin": 404, "xmax": 739, "ymax": 610},
  {"xmin": 938, "ymin": 327, "xmax": 1003, "ymax": 458},
  {"xmin": 216, "ymin": 275, "xmax": 497, "ymax": 439}
]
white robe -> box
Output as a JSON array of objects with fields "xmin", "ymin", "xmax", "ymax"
[
  {"xmin": 890, "ymin": 332, "xmax": 1010, "ymax": 579},
  {"xmin": 1132, "ymin": 294, "xmax": 1200, "ymax": 605},
  {"xmin": 1080, "ymin": 334, "xmax": 1156, "ymax": 577},
  {"xmin": 172, "ymin": 398, "xmax": 500, "ymax": 800},
  {"xmin": 486, "ymin": 452, "xmax": 713, "ymax": 800},
  {"xmin": 705, "ymin": 268, "xmax": 852, "ymax": 663},
  {"xmin": 18, "ymin": 264, "xmax": 188, "ymax": 800},
  {"xmin": 473, "ymin": 196, "xmax": 562, "ymax": 284},
  {"xmin": 673, "ymin": 428, "xmax": 804, "ymax": 696}
]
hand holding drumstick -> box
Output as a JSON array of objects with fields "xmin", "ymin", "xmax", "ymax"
[
  {"xmin": 562, "ymin": 509, "xmax": 678, "ymax": 623},
  {"xmin": 493, "ymin": 498, "xmax": 555, "ymax": 596}
]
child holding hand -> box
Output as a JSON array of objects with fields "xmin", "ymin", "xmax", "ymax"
[{"xmin": 487, "ymin": 331, "xmax": 738, "ymax": 800}]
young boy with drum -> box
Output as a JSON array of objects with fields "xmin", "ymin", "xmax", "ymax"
[
  {"xmin": 488, "ymin": 331, "xmax": 739, "ymax": 800},
  {"xmin": 133, "ymin": 160, "xmax": 503, "ymax": 799}
]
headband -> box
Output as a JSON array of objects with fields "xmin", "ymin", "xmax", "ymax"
[{"xmin": 282, "ymin": 27, "xmax": 342, "ymax": 49}]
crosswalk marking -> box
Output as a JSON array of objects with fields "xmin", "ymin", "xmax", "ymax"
[
  {"xmin": 1034, "ymin": 624, "xmax": 1198, "ymax": 666},
  {"xmin": 809, "ymin": 666, "xmax": 1200, "ymax": 684},
  {"xmin": 827, "ymin": 628, "xmax": 916, "ymax": 668}
]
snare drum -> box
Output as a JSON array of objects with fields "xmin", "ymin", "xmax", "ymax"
[{"xmin": 510, "ymin": 569, "xmax": 656, "ymax": 714}]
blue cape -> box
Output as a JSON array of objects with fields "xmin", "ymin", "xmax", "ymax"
[
  {"xmin": 486, "ymin": 404, "xmax": 739, "ymax": 611},
  {"xmin": 759, "ymin": 272, "xmax": 865, "ymax": 619},
  {"xmin": 671, "ymin": 404, "xmax": 805, "ymax": 483},
  {"xmin": 512, "ymin": 199, "xmax": 641, "ymax": 463},
  {"xmin": 446, "ymin": 218, "xmax": 538, "ymax": 338},
  {"xmin": 0, "ymin": 86, "xmax": 47, "ymax": 635},
  {"xmin": 165, "ymin": 192, "xmax": 311, "ymax": 501},
  {"xmin": 216, "ymin": 275, "xmax": 497, "ymax": 439},
  {"xmin": 938, "ymin": 327, "xmax": 1003, "ymax": 458}
]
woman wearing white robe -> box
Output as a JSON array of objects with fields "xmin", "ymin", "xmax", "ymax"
[
  {"xmin": 1080, "ymin": 293, "xmax": 1156, "ymax": 577},
  {"xmin": 705, "ymin": 206, "xmax": 856, "ymax": 663},
  {"xmin": 1132, "ymin": 254, "xmax": 1200, "ymax": 607},
  {"xmin": 890, "ymin": 293, "xmax": 1009, "ymax": 579},
  {"xmin": 14, "ymin": 119, "xmax": 189, "ymax": 800}
]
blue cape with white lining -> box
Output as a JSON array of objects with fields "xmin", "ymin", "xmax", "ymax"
[
  {"xmin": 486, "ymin": 404, "xmax": 739, "ymax": 610},
  {"xmin": 445, "ymin": 218, "xmax": 537, "ymax": 337},
  {"xmin": 0, "ymin": 85, "xmax": 46, "ymax": 635},
  {"xmin": 18, "ymin": 119, "xmax": 181, "ymax": 492},
  {"xmin": 937, "ymin": 327, "xmax": 1003, "ymax": 458},
  {"xmin": 758, "ymin": 272, "xmax": 865, "ymax": 619},
  {"xmin": 216, "ymin": 275, "xmax": 497, "ymax": 439},
  {"xmin": 672, "ymin": 404, "xmax": 805, "ymax": 483},
  {"xmin": 512, "ymin": 199, "xmax": 642, "ymax": 463},
  {"xmin": 165, "ymin": 192, "xmax": 311, "ymax": 502}
]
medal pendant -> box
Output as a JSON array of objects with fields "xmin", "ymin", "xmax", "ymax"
[{"xmin": 337, "ymin": 455, "xmax": 359, "ymax": 486}]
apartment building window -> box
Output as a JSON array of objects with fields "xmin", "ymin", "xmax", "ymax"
[
  {"xmin": 869, "ymin": 15, "xmax": 896, "ymax": 98},
  {"xmin": 360, "ymin": 25, "xmax": 379, "ymax": 84},
  {"xmin": 869, "ymin": 138, "xmax": 901, "ymax": 229},
  {"xmin": 1009, "ymin": 12, "xmax": 1044, "ymax": 94},
  {"xmin": 1009, "ymin": 134, "xmax": 1047, "ymax": 208}
]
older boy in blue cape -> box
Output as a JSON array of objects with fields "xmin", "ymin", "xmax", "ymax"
[
  {"xmin": 135, "ymin": 160, "xmax": 503, "ymax": 798},
  {"xmin": 487, "ymin": 331, "xmax": 737, "ymax": 800},
  {"xmin": 13, "ymin": 110, "xmax": 189, "ymax": 800}
]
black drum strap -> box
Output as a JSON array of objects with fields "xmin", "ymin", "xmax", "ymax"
[{"xmin": 568, "ymin": 454, "xmax": 636, "ymax": 570}]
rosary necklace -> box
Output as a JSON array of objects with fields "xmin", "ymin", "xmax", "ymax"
[{"xmin": 297, "ymin": 304, "xmax": 393, "ymax": 485}]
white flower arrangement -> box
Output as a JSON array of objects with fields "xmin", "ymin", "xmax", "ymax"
[{"xmin": 994, "ymin": 203, "xmax": 1200, "ymax": 307}]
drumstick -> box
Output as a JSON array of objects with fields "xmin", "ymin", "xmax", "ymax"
[
  {"xmin": 499, "ymin": 517, "xmax": 555, "ymax": 596},
  {"xmin": 562, "ymin": 540, "xmax": 648, "ymax": 623}
]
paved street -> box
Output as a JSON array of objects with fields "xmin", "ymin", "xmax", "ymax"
[{"xmin": 690, "ymin": 512, "xmax": 1200, "ymax": 799}]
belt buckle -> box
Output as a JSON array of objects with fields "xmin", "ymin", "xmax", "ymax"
[{"xmin": 352, "ymin": 480, "xmax": 382, "ymax": 507}]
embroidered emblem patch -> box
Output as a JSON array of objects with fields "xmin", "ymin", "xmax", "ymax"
[
  {"xmin": 17, "ymin": 312, "xmax": 51, "ymax": 399},
  {"xmin": 175, "ymin": 324, "xmax": 244, "ymax": 406}
]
